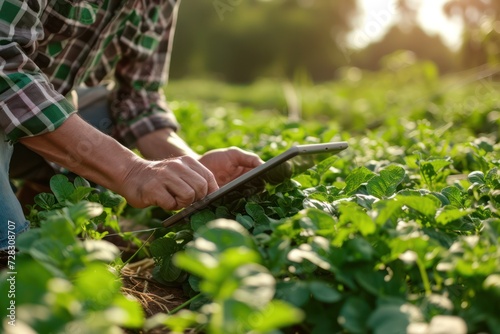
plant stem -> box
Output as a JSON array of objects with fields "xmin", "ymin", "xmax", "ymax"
[
  {"xmin": 168, "ymin": 293, "xmax": 203, "ymax": 315},
  {"xmin": 416, "ymin": 257, "xmax": 432, "ymax": 296},
  {"xmin": 120, "ymin": 232, "xmax": 156, "ymax": 269}
]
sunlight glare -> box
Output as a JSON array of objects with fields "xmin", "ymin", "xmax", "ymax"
[{"xmin": 348, "ymin": 0, "xmax": 463, "ymax": 50}]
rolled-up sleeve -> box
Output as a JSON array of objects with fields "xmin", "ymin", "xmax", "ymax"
[
  {"xmin": 110, "ymin": 1, "xmax": 179, "ymax": 147},
  {"xmin": 0, "ymin": 0, "xmax": 75, "ymax": 143}
]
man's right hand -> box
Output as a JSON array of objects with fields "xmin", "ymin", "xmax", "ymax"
[{"xmin": 120, "ymin": 156, "xmax": 219, "ymax": 210}]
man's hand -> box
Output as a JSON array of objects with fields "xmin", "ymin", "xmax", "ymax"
[
  {"xmin": 199, "ymin": 147, "xmax": 264, "ymax": 186},
  {"xmin": 120, "ymin": 156, "xmax": 219, "ymax": 210}
]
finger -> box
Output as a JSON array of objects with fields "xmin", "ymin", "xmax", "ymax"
[
  {"xmin": 164, "ymin": 171, "xmax": 207, "ymax": 205},
  {"xmin": 180, "ymin": 156, "xmax": 219, "ymax": 194},
  {"xmin": 229, "ymin": 148, "xmax": 264, "ymax": 168},
  {"xmin": 154, "ymin": 190, "xmax": 179, "ymax": 211}
]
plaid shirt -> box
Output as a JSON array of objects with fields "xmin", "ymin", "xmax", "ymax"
[{"xmin": 0, "ymin": 0, "xmax": 179, "ymax": 146}]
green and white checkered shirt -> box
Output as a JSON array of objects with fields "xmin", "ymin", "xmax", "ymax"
[{"xmin": 0, "ymin": 0, "xmax": 179, "ymax": 146}]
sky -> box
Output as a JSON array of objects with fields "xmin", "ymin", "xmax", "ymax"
[{"xmin": 347, "ymin": 0, "xmax": 464, "ymax": 50}]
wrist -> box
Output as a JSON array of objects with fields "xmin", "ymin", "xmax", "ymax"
[
  {"xmin": 136, "ymin": 128, "xmax": 199, "ymax": 160},
  {"xmin": 20, "ymin": 115, "xmax": 144, "ymax": 194}
]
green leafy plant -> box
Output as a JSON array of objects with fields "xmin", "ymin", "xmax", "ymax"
[{"xmin": 0, "ymin": 175, "xmax": 144, "ymax": 333}]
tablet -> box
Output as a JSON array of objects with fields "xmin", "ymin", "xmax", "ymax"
[{"xmin": 162, "ymin": 141, "xmax": 348, "ymax": 227}]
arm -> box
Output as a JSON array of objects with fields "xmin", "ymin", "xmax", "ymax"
[
  {"xmin": 1, "ymin": 1, "xmax": 218, "ymax": 211},
  {"xmin": 20, "ymin": 115, "xmax": 219, "ymax": 210},
  {"xmin": 0, "ymin": 0, "xmax": 75, "ymax": 143}
]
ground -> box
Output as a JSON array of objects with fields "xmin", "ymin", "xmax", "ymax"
[
  {"xmin": 122, "ymin": 258, "xmax": 186, "ymax": 316},
  {"xmin": 102, "ymin": 217, "xmax": 191, "ymax": 333}
]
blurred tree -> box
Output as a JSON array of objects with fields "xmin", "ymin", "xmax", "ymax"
[
  {"xmin": 443, "ymin": 0, "xmax": 500, "ymax": 67},
  {"xmin": 396, "ymin": 0, "xmax": 419, "ymax": 30},
  {"xmin": 169, "ymin": 0, "xmax": 359, "ymax": 83},
  {"xmin": 350, "ymin": 0, "xmax": 457, "ymax": 74},
  {"xmin": 352, "ymin": 25, "xmax": 458, "ymax": 74}
]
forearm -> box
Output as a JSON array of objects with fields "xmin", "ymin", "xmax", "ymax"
[
  {"xmin": 20, "ymin": 114, "xmax": 142, "ymax": 194},
  {"xmin": 136, "ymin": 128, "xmax": 200, "ymax": 160}
]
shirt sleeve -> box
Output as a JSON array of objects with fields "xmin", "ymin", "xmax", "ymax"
[
  {"xmin": 110, "ymin": 1, "xmax": 180, "ymax": 147},
  {"xmin": 0, "ymin": 0, "xmax": 76, "ymax": 143}
]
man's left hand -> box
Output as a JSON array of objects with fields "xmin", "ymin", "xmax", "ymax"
[{"xmin": 199, "ymin": 147, "xmax": 263, "ymax": 186}]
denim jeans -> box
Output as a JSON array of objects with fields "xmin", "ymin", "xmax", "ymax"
[
  {"xmin": 0, "ymin": 131, "xmax": 30, "ymax": 250},
  {"xmin": 1, "ymin": 85, "xmax": 112, "ymax": 250}
]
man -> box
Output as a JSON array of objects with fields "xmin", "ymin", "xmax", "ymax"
[{"xmin": 0, "ymin": 0, "xmax": 262, "ymax": 250}]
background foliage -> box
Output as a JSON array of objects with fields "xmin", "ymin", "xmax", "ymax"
[{"xmin": 170, "ymin": 0, "xmax": 499, "ymax": 82}]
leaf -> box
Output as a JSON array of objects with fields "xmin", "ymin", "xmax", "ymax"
[
  {"xmin": 174, "ymin": 251, "xmax": 215, "ymax": 279},
  {"xmin": 145, "ymin": 310, "xmax": 204, "ymax": 333},
  {"xmin": 2, "ymin": 253, "xmax": 52, "ymax": 305},
  {"xmin": 150, "ymin": 233, "xmax": 187, "ymax": 282},
  {"xmin": 235, "ymin": 214, "xmax": 255, "ymax": 230},
  {"xmin": 420, "ymin": 159, "xmax": 451, "ymax": 187},
  {"xmin": 75, "ymin": 263, "xmax": 121, "ymax": 309},
  {"xmin": 245, "ymin": 202, "xmax": 280, "ymax": 234},
  {"xmin": 232, "ymin": 263, "xmax": 276, "ymax": 307},
  {"xmin": 190, "ymin": 210, "xmax": 217, "ymax": 231},
  {"xmin": 338, "ymin": 297, "xmax": 372, "ymax": 333},
  {"xmin": 73, "ymin": 176, "xmax": 91, "ymax": 188},
  {"xmin": 50, "ymin": 174, "xmax": 75, "ymax": 203},
  {"xmin": 485, "ymin": 168, "xmax": 499, "ymax": 188},
  {"xmin": 435, "ymin": 207, "xmax": 473, "ymax": 225},
  {"xmin": 29, "ymin": 238, "xmax": 68, "ymax": 269},
  {"xmin": 339, "ymin": 202, "xmax": 376, "ymax": 236},
  {"xmin": 367, "ymin": 303, "xmax": 422, "ymax": 334},
  {"xmin": 245, "ymin": 202, "xmax": 270, "ymax": 225},
  {"xmin": 68, "ymin": 201, "xmax": 104, "ymax": 224},
  {"xmin": 309, "ymin": 281, "xmax": 342, "ymax": 303},
  {"xmin": 109, "ymin": 294, "xmax": 145, "ymax": 328},
  {"xmin": 373, "ymin": 199, "xmax": 403, "ymax": 226},
  {"xmin": 34, "ymin": 193, "xmax": 57, "ymax": 210},
  {"xmin": 354, "ymin": 269, "xmax": 386, "ymax": 295},
  {"xmin": 426, "ymin": 159, "xmax": 452, "ymax": 172},
  {"xmin": 99, "ymin": 191, "xmax": 125, "ymax": 208},
  {"xmin": 196, "ymin": 219, "xmax": 255, "ymax": 252},
  {"xmin": 249, "ymin": 300, "xmax": 305, "ymax": 332},
  {"xmin": 275, "ymin": 281, "xmax": 310, "ymax": 307},
  {"xmin": 441, "ymin": 186, "xmax": 464, "ymax": 208},
  {"xmin": 16, "ymin": 228, "xmax": 43, "ymax": 252},
  {"xmin": 287, "ymin": 245, "xmax": 331, "ymax": 271},
  {"xmin": 153, "ymin": 257, "xmax": 184, "ymax": 283},
  {"xmin": 303, "ymin": 198, "xmax": 335, "ymax": 215},
  {"xmin": 397, "ymin": 195, "xmax": 440, "ymax": 218},
  {"xmin": 83, "ymin": 239, "xmax": 120, "ymax": 263},
  {"xmin": 468, "ymin": 171, "xmax": 485, "ymax": 185},
  {"xmin": 367, "ymin": 165, "xmax": 405, "ymax": 198},
  {"xmin": 40, "ymin": 217, "xmax": 77, "ymax": 246},
  {"xmin": 150, "ymin": 235, "xmax": 179, "ymax": 259},
  {"xmin": 345, "ymin": 238, "xmax": 375, "ymax": 262},
  {"xmin": 69, "ymin": 186, "xmax": 94, "ymax": 203},
  {"xmin": 483, "ymin": 274, "xmax": 500, "ymax": 296},
  {"xmin": 354, "ymin": 194, "xmax": 379, "ymax": 210},
  {"xmin": 302, "ymin": 208, "xmax": 336, "ymax": 231},
  {"xmin": 344, "ymin": 166, "xmax": 376, "ymax": 195}
]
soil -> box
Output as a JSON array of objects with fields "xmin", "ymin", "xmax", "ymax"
[
  {"xmin": 104, "ymin": 218, "xmax": 191, "ymax": 333},
  {"xmin": 121, "ymin": 258, "xmax": 189, "ymax": 333},
  {"xmin": 121, "ymin": 258, "xmax": 187, "ymax": 316}
]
